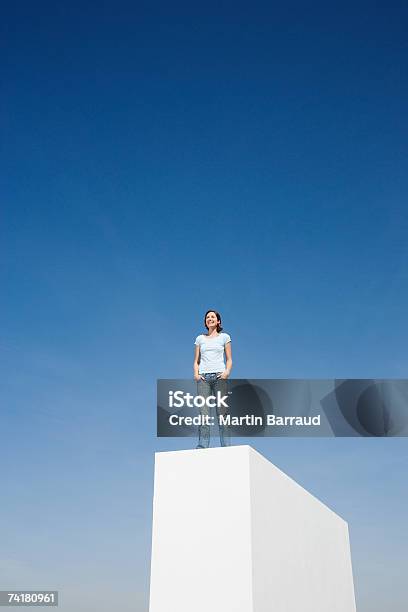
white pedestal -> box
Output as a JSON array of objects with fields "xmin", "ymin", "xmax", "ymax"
[{"xmin": 149, "ymin": 445, "xmax": 356, "ymax": 612}]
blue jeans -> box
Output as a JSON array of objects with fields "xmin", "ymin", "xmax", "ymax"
[{"xmin": 197, "ymin": 373, "xmax": 230, "ymax": 448}]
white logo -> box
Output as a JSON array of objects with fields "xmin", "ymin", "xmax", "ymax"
[{"xmin": 169, "ymin": 390, "xmax": 229, "ymax": 409}]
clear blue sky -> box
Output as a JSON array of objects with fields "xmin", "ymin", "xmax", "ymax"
[{"xmin": 2, "ymin": 2, "xmax": 407, "ymax": 610}]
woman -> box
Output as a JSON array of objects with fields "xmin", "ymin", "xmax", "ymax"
[{"xmin": 193, "ymin": 310, "xmax": 232, "ymax": 448}]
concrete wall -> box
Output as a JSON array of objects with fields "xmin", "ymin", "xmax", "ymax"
[
  {"xmin": 249, "ymin": 446, "xmax": 356, "ymax": 612},
  {"xmin": 149, "ymin": 447, "xmax": 253, "ymax": 612},
  {"xmin": 149, "ymin": 446, "xmax": 356, "ymax": 612}
]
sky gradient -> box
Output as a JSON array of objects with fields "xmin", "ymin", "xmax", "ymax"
[{"xmin": 2, "ymin": 2, "xmax": 408, "ymax": 610}]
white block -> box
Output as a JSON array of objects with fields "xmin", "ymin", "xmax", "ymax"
[{"xmin": 149, "ymin": 446, "xmax": 356, "ymax": 612}]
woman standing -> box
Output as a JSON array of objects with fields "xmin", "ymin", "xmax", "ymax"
[{"xmin": 193, "ymin": 310, "xmax": 232, "ymax": 448}]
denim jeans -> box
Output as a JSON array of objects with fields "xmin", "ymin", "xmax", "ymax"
[{"xmin": 197, "ymin": 372, "xmax": 230, "ymax": 448}]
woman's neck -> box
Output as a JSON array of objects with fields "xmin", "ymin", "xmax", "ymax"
[{"xmin": 207, "ymin": 327, "xmax": 219, "ymax": 337}]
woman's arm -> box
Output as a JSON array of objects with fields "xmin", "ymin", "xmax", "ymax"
[
  {"xmin": 221, "ymin": 342, "xmax": 232, "ymax": 379},
  {"xmin": 193, "ymin": 345, "xmax": 202, "ymax": 381}
]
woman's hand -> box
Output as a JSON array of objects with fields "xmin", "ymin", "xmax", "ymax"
[
  {"xmin": 194, "ymin": 373, "xmax": 204, "ymax": 381},
  {"xmin": 218, "ymin": 370, "xmax": 229, "ymax": 380}
]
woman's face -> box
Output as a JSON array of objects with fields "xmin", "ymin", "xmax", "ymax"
[{"xmin": 205, "ymin": 311, "xmax": 219, "ymax": 329}]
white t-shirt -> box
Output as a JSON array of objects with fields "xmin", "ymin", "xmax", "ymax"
[{"xmin": 195, "ymin": 332, "xmax": 231, "ymax": 374}]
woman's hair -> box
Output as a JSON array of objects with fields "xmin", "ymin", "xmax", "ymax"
[{"xmin": 204, "ymin": 310, "xmax": 223, "ymax": 332}]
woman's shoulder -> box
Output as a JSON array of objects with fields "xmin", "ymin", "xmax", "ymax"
[
  {"xmin": 194, "ymin": 334, "xmax": 204, "ymax": 344},
  {"xmin": 221, "ymin": 331, "xmax": 231, "ymax": 342}
]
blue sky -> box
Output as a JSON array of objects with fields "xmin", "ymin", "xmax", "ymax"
[{"xmin": 2, "ymin": 2, "xmax": 407, "ymax": 610}]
